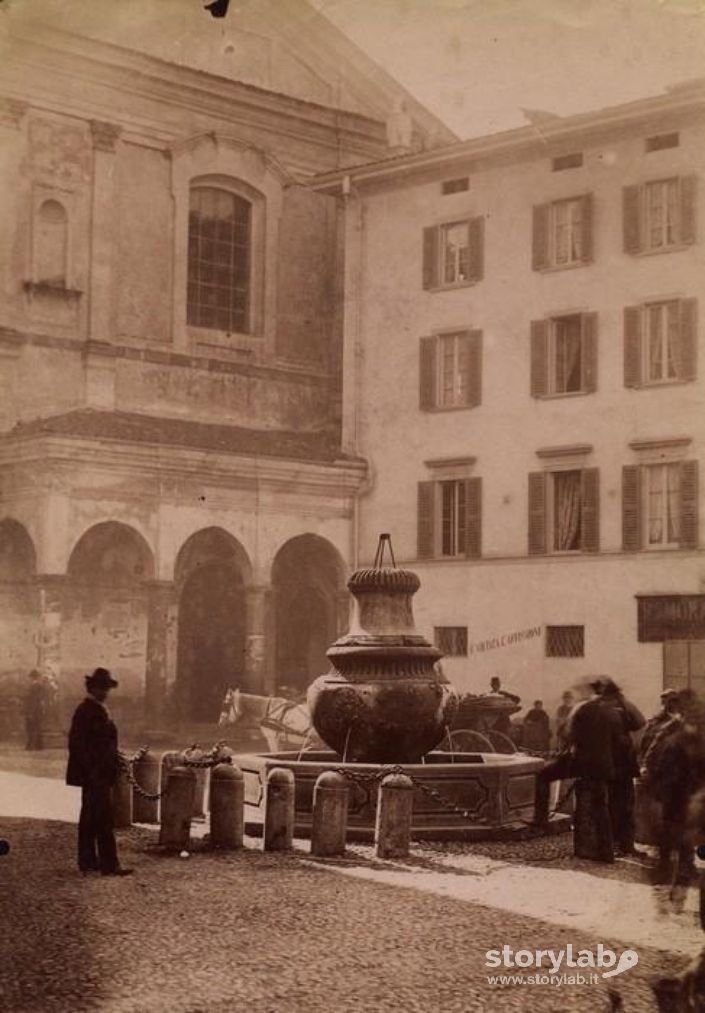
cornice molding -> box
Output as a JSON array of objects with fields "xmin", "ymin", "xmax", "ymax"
[
  {"xmin": 536, "ymin": 444, "xmax": 593, "ymax": 459},
  {"xmin": 0, "ymin": 433, "xmax": 368, "ymax": 499}
]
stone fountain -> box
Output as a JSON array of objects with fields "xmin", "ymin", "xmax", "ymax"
[{"xmin": 236, "ymin": 539, "xmax": 555, "ymax": 841}]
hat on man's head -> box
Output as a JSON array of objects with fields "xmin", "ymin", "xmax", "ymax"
[
  {"xmin": 85, "ymin": 667, "xmax": 118, "ymax": 690},
  {"xmin": 28, "ymin": 669, "xmax": 41, "ymax": 679},
  {"xmin": 660, "ymin": 688, "xmax": 679, "ymax": 701}
]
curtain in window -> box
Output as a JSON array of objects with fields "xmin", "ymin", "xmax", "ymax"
[
  {"xmin": 666, "ymin": 465, "xmax": 681, "ymax": 542},
  {"xmin": 554, "ymin": 471, "xmax": 581, "ymax": 550},
  {"xmin": 554, "ymin": 318, "xmax": 582, "ymax": 392}
]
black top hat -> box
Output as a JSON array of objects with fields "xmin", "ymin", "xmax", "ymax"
[{"xmin": 85, "ymin": 667, "xmax": 118, "ymax": 690}]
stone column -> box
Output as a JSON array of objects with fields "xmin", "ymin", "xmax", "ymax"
[
  {"xmin": 144, "ymin": 581, "xmax": 178, "ymax": 726},
  {"xmin": 88, "ymin": 120, "xmax": 121, "ymax": 345},
  {"xmin": 244, "ymin": 585, "xmax": 272, "ymax": 695},
  {"xmin": 35, "ymin": 575, "xmax": 65, "ymax": 680}
]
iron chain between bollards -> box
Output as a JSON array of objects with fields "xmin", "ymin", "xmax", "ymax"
[
  {"xmin": 333, "ymin": 763, "xmax": 475, "ymax": 821},
  {"xmin": 118, "ymin": 742, "xmax": 232, "ymax": 802},
  {"xmin": 119, "ymin": 747, "xmax": 164, "ymax": 802}
]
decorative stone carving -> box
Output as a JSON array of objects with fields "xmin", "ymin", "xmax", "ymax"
[
  {"xmin": 307, "ymin": 551, "xmax": 458, "ymax": 763},
  {"xmin": 29, "ymin": 118, "xmax": 91, "ymax": 185}
]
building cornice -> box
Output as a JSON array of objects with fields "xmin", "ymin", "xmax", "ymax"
[
  {"xmin": 0, "ymin": 433, "xmax": 368, "ymax": 499},
  {"xmin": 310, "ymin": 81, "xmax": 705, "ymax": 193},
  {"xmin": 0, "ymin": 24, "xmax": 390, "ymax": 164}
]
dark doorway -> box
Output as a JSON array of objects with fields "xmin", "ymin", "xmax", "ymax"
[
  {"xmin": 272, "ymin": 535, "xmax": 344, "ymax": 694},
  {"xmin": 174, "ymin": 529, "xmax": 249, "ymax": 723}
]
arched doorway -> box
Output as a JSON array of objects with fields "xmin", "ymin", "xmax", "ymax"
[
  {"xmin": 65, "ymin": 522, "xmax": 154, "ymax": 715},
  {"xmin": 272, "ymin": 535, "xmax": 345, "ymax": 694},
  {"xmin": 174, "ymin": 528, "xmax": 250, "ymax": 723}
]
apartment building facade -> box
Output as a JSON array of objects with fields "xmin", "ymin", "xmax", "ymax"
[{"xmin": 313, "ymin": 82, "xmax": 705, "ymax": 717}]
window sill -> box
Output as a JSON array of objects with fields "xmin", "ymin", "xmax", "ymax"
[
  {"xmin": 427, "ymin": 280, "xmax": 480, "ymax": 293},
  {"xmin": 22, "ymin": 280, "xmax": 82, "ymax": 299},
  {"xmin": 534, "ymin": 260, "xmax": 591, "ymax": 274},
  {"xmin": 630, "ymin": 378, "xmax": 693, "ymax": 390},
  {"xmin": 420, "ymin": 403, "xmax": 479, "ymax": 413},
  {"xmin": 535, "ymin": 390, "xmax": 591, "ymax": 400},
  {"xmin": 629, "ymin": 243, "xmax": 693, "ymax": 258}
]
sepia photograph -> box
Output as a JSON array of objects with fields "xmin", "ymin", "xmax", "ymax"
[{"xmin": 0, "ymin": 0, "xmax": 704, "ymax": 1009}]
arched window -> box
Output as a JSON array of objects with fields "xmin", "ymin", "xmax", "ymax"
[
  {"xmin": 187, "ymin": 186, "xmax": 252, "ymax": 334},
  {"xmin": 35, "ymin": 199, "xmax": 68, "ymax": 286}
]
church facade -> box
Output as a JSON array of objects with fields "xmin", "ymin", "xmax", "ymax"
[{"xmin": 0, "ymin": 1, "xmax": 452, "ymax": 728}]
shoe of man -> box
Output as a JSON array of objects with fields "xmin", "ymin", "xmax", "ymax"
[{"xmin": 101, "ymin": 867, "xmax": 134, "ymax": 877}]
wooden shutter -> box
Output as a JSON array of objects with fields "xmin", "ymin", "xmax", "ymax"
[
  {"xmin": 680, "ymin": 460, "xmax": 699, "ymax": 549},
  {"xmin": 466, "ymin": 330, "xmax": 482, "ymax": 408},
  {"xmin": 622, "ymin": 465, "xmax": 642, "ymax": 551},
  {"xmin": 468, "ymin": 216, "xmax": 484, "ymax": 282},
  {"xmin": 530, "ymin": 320, "xmax": 549, "ymax": 397},
  {"xmin": 623, "ymin": 306, "xmax": 642, "ymax": 388},
  {"xmin": 422, "ymin": 227, "xmax": 439, "ymax": 289},
  {"xmin": 419, "ymin": 336, "xmax": 437, "ymax": 410},
  {"xmin": 623, "ymin": 185, "xmax": 642, "ymax": 254},
  {"xmin": 581, "ymin": 312, "xmax": 597, "ymax": 392},
  {"xmin": 580, "ymin": 468, "xmax": 600, "ymax": 552},
  {"xmin": 464, "ymin": 477, "xmax": 482, "ymax": 558},
  {"xmin": 678, "ymin": 298, "xmax": 698, "ymax": 382},
  {"xmin": 581, "ymin": 193, "xmax": 594, "ymax": 263},
  {"xmin": 532, "ymin": 204, "xmax": 550, "ymax": 270},
  {"xmin": 679, "ymin": 175, "xmax": 697, "ymax": 246},
  {"xmin": 528, "ymin": 472, "xmax": 547, "ymax": 555},
  {"xmin": 417, "ymin": 481, "xmax": 436, "ymax": 558}
]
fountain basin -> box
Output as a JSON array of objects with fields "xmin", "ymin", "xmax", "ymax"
[{"xmin": 235, "ymin": 749, "xmax": 566, "ymax": 842}]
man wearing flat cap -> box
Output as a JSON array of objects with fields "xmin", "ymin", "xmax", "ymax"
[{"xmin": 66, "ymin": 668, "xmax": 132, "ymax": 876}]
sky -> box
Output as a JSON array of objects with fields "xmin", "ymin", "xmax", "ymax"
[{"xmin": 310, "ymin": 0, "xmax": 705, "ymax": 138}]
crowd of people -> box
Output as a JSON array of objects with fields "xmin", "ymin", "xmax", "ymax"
[{"xmin": 533, "ymin": 676, "xmax": 705, "ymax": 878}]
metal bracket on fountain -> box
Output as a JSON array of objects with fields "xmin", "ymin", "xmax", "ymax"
[{"xmin": 306, "ymin": 534, "xmax": 459, "ymax": 763}]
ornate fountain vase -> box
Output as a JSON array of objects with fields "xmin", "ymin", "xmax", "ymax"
[{"xmin": 307, "ymin": 567, "xmax": 458, "ymax": 763}]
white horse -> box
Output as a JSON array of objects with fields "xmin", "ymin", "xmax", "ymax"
[{"xmin": 219, "ymin": 688, "xmax": 317, "ymax": 752}]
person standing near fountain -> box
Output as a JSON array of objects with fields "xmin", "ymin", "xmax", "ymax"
[
  {"xmin": 66, "ymin": 668, "xmax": 133, "ymax": 877},
  {"xmin": 534, "ymin": 678, "xmax": 620, "ymax": 861}
]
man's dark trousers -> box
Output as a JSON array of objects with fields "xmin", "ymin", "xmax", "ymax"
[{"xmin": 78, "ymin": 782, "xmax": 118, "ymax": 873}]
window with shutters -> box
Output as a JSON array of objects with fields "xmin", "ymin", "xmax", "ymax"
[
  {"xmin": 434, "ymin": 626, "xmax": 468, "ymax": 656},
  {"xmin": 530, "ymin": 313, "xmax": 597, "ymax": 398},
  {"xmin": 532, "ymin": 194, "xmax": 592, "ymax": 271},
  {"xmin": 622, "ymin": 459, "xmax": 698, "ymax": 551},
  {"xmin": 528, "ymin": 467, "xmax": 599, "ymax": 555},
  {"xmin": 422, "ymin": 217, "xmax": 484, "ymax": 290},
  {"xmin": 546, "ymin": 626, "xmax": 584, "ymax": 658},
  {"xmin": 623, "ymin": 176, "xmax": 696, "ymax": 255},
  {"xmin": 187, "ymin": 185, "xmax": 253, "ymax": 334},
  {"xmin": 419, "ymin": 331, "xmax": 482, "ymax": 411},
  {"xmin": 623, "ymin": 298, "xmax": 697, "ymax": 388},
  {"xmin": 417, "ymin": 477, "xmax": 482, "ymax": 559}
]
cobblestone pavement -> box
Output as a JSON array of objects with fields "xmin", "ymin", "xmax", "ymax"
[{"xmin": 1, "ymin": 813, "xmax": 700, "ymax": 1013}]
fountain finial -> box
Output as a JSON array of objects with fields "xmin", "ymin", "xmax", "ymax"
[{"xmin": 372, "ymin": 532, "xmax": 396, "ymax": 569}]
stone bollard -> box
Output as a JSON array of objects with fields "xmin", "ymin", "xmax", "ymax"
[
  {"xmin": 311, "ymin": 771, "xmax": 349, "ymax": 857},
  {"xmin": 159, "ymin": 765, "xmax": 196, "ymax": 850},
  {"xmin": 132, "ymin": 751, "xmax": 160, "ymax": 824},
  {"xmin": 210, "ymin": 763, "xmax": 244, "ymax": 850},
  {"xmin": 263, "ymin": 767, "xmax": 295, "ymax": 852},
  {"xmin": 207, "ymin": 747, "xmax": 234, "ymax": 812},
  {"xmin": 112, "ymin": 765, "xmax": 133, "ymax": 829},
  {"xmin": 182, "ymin": 747, "xmax": 207, "ymax": 820},
  {"xmin": 375, "ymin": 772, "xmax": 414, "ymax": 859}
]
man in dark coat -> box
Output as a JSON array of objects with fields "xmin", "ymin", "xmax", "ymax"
[
  {"xmin": 522, "ymin": 700, "xmax": 551, "ymax": 752},
  {"xmin": 24, "ymin": 669, "xmax": 44, "ymax": 750},
  {"xmin": 597, "ymin": 679, "xmax": 645, "ymax": 857},
  {"xmin": 66, "ymin": 668, "xmax": 132, "ymax": 876}
]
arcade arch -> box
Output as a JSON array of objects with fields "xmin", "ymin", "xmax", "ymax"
[
  {"xmin": 271, "ymin": 534, "xmax": 347, "ymax": 694},
  {"xmin": 174, "ymin": 527, "xmax": 251, "ymax": 722}
]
